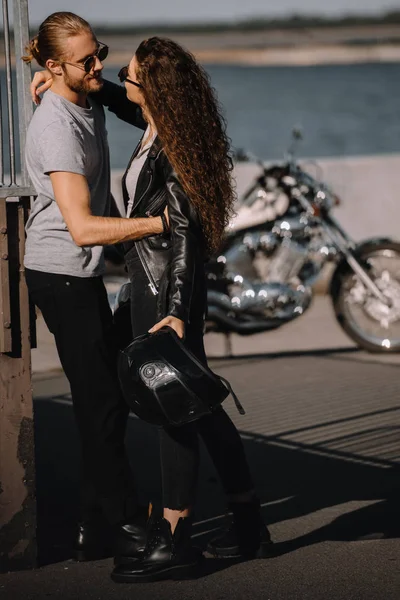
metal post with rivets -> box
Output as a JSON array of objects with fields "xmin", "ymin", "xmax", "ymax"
[{"xmin": 0, "ymin": 0, "xmax": 37, "ymax": 572}]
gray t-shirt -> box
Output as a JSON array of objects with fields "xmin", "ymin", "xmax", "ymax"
[{"xmin": 24, "ymin": 89, "xmax": 110, "ymax": 277}]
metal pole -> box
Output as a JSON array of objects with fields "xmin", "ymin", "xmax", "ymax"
[
  {"xmin": 14, "ymin": 0, "xmax": 33, "ymax": 187},
  {"xmin": 2, "ymin": 0, "xmax": 17, "ymax": 185},
  {"xmin": 0, "ymin": 0, "xmax": 37, "ymax": 571}
]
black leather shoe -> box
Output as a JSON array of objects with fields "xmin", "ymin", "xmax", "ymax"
[
  {"xmin": 73, "ymin": 506, "xmax": 148, "ymax": 563},
  {"xmin": 73, "ymin": 520, "xmax": 113, "ymax": 562},
  {"xmin": 113, "ymin": 506, "xmax": 149, "ymax": 564},
  {"xmin": 111, "ymin": 516, "xmax": 203, "ymax": 583},
  {"xmin": 207, "ymin": 499, "xmax": 274, "ymax": 559}
]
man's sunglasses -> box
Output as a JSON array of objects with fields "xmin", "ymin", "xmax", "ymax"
[
  {"xmin": 63, "ymin": 42, "xmax": 109, "ymax": 73},
  {"xmin": 118, "ymin": 66, "xmax": 143, "ymax": 89}
]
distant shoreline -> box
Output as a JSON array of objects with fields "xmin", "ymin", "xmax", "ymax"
[
  {"xmin": 7, "ymin": 44, "xmax": 400, "ymax": 68},
  {"xmin": 107, "ymin": 44, "xmax": 400, "ymax": 67},
  {"xmin": 4, "ymin": 23, "xmax": 400, "ymax": 67},
  {"xmin": 100, "ymin": 23, "xmax": 400, "ymax": 66},
  {"xmin": 30, "ymin": 12, "xmax": 400, "ymax": 35}
]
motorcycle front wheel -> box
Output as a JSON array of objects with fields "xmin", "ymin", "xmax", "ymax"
[{"xmin": 331, "ymin": 240, "xmax": 400, "ymax": 353}]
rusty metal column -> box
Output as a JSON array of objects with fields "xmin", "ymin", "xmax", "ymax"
[{"xmin": 0, "ymin": 0, "xmax": 36, "ymax": 572}]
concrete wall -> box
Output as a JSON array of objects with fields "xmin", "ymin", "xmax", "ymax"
[{"xmin": 111, "ymin": 153, "xmax": 400, "ymax": 243}]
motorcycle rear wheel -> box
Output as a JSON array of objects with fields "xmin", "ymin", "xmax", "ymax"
[{"xmin": 332, "ymin": 241, "xmax": 400, "ymax": 353}]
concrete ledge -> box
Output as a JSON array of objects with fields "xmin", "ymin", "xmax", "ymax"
[{"xmin": 111, "ymin": 153, "xmax": 400, "ymax": 242}]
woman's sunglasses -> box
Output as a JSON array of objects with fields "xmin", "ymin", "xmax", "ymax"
[
  {"xmin": 118, "ymin": 66, "xmax": 143, "ymax": 89},
  {"xmin": 63, "ymin": 42, "xmax": 109, "ymax": 74}
]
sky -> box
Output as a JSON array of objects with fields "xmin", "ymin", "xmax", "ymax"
[{"xmin": 27, "ymin": 0, "xmax": 400, "ymax": 26}]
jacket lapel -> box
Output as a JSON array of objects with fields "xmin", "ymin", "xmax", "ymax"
[
  {"xmin": 122, "ymin": 134, "xmax": 145, "ymax": 212},
  {"xmin": 126, "ymin": 136, "xmax": 163, "ymax": 217}
]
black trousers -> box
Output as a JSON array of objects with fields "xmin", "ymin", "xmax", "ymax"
[
  {"xmin": 125, "ymin": 248, "xmax": 254, "ymax": 510},
  {"xmin": 26, "ymin": 268, "xmax": 137, "ymax": 525}
]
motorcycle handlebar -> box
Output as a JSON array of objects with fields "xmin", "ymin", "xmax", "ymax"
[{"xmin": 233, "ymin": 148, "xmax": 268, "ymax": 170}]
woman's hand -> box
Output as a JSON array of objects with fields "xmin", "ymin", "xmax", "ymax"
[
  {"xmin": 148, "ymin": 315, "xmax": 185, "ymax": 339},
  {"xmin": 30, "ymin": 70, "xmax": 52, "ymax": 105}
]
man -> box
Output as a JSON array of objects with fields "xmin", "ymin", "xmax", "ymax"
[{"xmin": 24, "ymin": 12, "xmax": 159, "ymax": 561}]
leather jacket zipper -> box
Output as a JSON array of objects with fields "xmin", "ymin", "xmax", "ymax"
[
  {"xmin": 132, "ymin": 168, "xmax": 159, "ymax": 295},
  {"xmin": 135, "ymin": 240, "xmax": 159, "ymax": 296},
  {"xmin": 145, "ymin": 188, "xmax": 167, "ymax": 217}
]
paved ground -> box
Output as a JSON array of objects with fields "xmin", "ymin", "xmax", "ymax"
[
  {"xmin": 1, "ymin": 297, "xmax": 399, "ymax": 599},
  {"xmin": 31, "ymin": 294, "xmax": 400, "ymax": 374}
]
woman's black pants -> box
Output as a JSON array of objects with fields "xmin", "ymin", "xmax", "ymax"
[{"xmin": 126, "ymin": 250, "xmax": 254, "ymax": 510}]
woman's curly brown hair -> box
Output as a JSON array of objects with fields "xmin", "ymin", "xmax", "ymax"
[{"xmin": 135, "ymin": 37, "xmax": 235, "ymax": 254}]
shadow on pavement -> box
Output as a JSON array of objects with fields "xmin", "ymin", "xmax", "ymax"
[
  {"xmin": 208, "ymin": 346, "xmax": 359, "ymax": 366},
  {"xmin": 34, "ymin": 392, "xmax": 400, "ymax": 573}
]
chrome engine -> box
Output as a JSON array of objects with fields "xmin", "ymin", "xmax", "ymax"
[{"xmin": 207, "ymin": 214, "xmax": 335, "ymax": 328}]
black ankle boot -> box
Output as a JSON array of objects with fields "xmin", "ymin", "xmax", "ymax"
[
  {"xmin": 73, "ymin": 506, "xmax": 148, "ymax": 563},
  {"xmin": 207, "ymin": 499, "xmax": 273, "ymax": 559},
  {"xmin": 113, "ymin": 505, "xmax": 149, "ymax": 563},
  {"xmin": 73, "ymin": 519, "xmax": 113, "ymax": 562},
  {"xmin": 111, "ymin": 516, "xmax": 203, "ymax": 583}
]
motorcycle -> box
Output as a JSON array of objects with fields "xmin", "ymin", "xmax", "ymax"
[
  {"xmin": 112, "ymin": 129, "xmax": 400, "ymax": 353},
  {"xmin": 205, "ymin": 129, "xmax": 400, "ymax": 353}
]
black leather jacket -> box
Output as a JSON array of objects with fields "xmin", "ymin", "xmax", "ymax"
[{"xmin": 96, "ymin": 80, "xmax": 206, "ymax": 324}]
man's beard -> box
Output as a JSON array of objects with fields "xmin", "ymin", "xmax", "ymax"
[{"xmin": 64, "ymin": 71, "xmax": 104, "ymax": 95}]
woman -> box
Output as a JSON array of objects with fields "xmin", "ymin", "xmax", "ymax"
[{"xmin": 33, "ymin": 37, "xmax": 272, "ymax": 583}]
